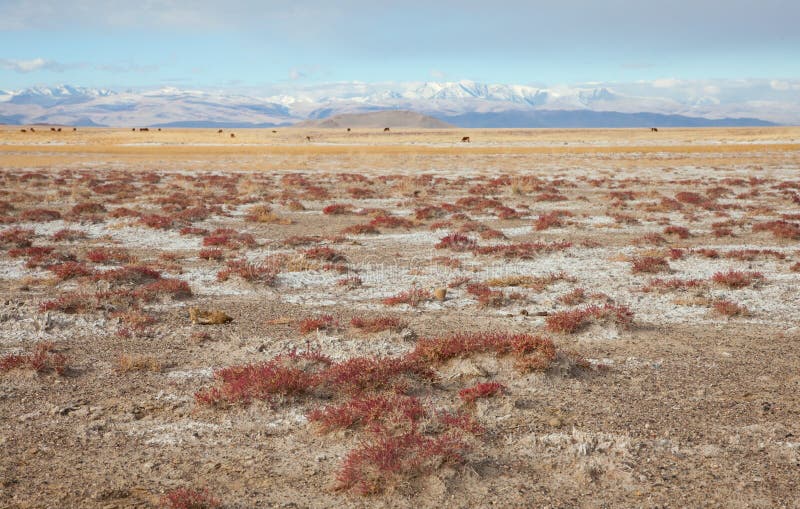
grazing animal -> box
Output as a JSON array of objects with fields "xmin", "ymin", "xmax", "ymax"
[
  {"xmin": 20, "ymin": 129, "xmax": 27, "ymax": 133},
  {"xmin": 132, "ymin": 128, "xmax": 136, "ymax": 131},
  {"xmin": 461, "ymin": 136, "xmax": 471, "ymax": 143},
  {"xmin": 272, "ymin": 130, "xmax": 278, "ymax": 133},
  {"xmin": 306, "ymin": 136, "xmax": 312, "ymax": 142},
  {"xmin": 383, "ymin": 127, "xmax": 390, "ymax": 132},
  {"xmin": 73, "ymin": 127, "xmax": 77, "ymax": 131},
  {"xmin": 347, "ymin": 128, "xmax": 351, "ymax": 132},
  {"xmin": 157, "ymin": 128, "xmax": 161, "ymax": 131},
  {"xmin": 139, "ymin": 128, "xmax": 149, "ymax": 132},
  {"xmin": 230, "ymin": 133, "xmax": 236, "ymax": 138},
  {"xmin": 218, "ymin": 129, "xmax": 223, "ymax": 133},
  {"xmin": 30, "ymin": 127, "xmax": 35, "ymax": 132},
  {"xmin": 57, "ymin": 128, "xmax": 61, "ymax": 132},
  {"xmin": 651, "ymin": 127, "xmax": 658, "ymax": 132},
  {"xmin": 50, "ymin": 127, "xmax": 56, "ymax": 132}
]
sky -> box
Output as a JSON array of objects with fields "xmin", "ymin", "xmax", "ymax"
[{"xmin": 0, "ymin": 0, "xmax": 798, "ymax": 91}]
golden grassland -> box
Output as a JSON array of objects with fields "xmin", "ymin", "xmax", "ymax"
[{"xmin": 1, "ymin": 126, "xmax": 799, "ymax": 172}]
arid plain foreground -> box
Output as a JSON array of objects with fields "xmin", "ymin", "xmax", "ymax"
[{"xmin": 1, "ymin": 126, "xmax": 799, "ymax": 508}]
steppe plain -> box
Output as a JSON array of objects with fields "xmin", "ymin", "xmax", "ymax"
[{"xmin": 1, "ymin": 126, "xmax": 799, "ymax": 508}]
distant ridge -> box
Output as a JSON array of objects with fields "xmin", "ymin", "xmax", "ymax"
[
  {"xmin": 294, "ymin": 110, "xmax": 453, "ymax": 129},
  {"xmin": 0, "ymin": 82, "xmax": 791, "ymax": 127},
  {"xmin": 438, "ymin": 110, "xmax": 777, "ymax": 128}
]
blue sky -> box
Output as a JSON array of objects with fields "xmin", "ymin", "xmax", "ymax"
[{"xmin": 1, "ymin": 0, "xmax": 798, "ymax": 90}]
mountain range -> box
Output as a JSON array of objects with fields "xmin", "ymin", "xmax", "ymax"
[{"xmin": 0, "ymin": 81, "xmax": 789, "ymax": 128}]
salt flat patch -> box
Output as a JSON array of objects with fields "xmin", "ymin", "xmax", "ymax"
[
  {"xmin": 0, "ymin": 259, "xmax": 47, "ymax": 280},
  {"xmin": 165, "ymin": 367, "xmax": 213, "ymax": 380},
  {"xmin": 23, "ymin": 220, "xmax": 203, "ymax": 251},
  {"xmin": 125, "ymin": 419, "xmax": 223, "ymax": 446}
]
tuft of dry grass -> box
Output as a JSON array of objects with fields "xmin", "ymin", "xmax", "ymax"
[{"xmin": 116, "ymin": 354, "xmax": 162, "ymax": 373}]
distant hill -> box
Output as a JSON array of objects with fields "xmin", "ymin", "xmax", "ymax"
[
  {"xmin": 437, "ymin": 110, "xmax": 777, "ymax": 128},
  {"xmin": 295, "ymin": 110, "xmax": 453, "ymax": 129},
  {"xmin": 0, "ymin": 82, "xmax": 792, "ymax": 127}
]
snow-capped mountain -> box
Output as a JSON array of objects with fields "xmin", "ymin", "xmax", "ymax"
[{"xmin": 0, "ymin": 80, "xmax": 794, "ymax": 127}]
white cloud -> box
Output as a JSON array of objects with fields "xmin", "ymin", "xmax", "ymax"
[
  {"xmin": 651, "ymin": 78, "xmax": 683, "ymax": 89},
  {"xmin": 0, "ymin": 58, "xmax": 54, "ymax": 73},
  {"xmin": 770, "ymin": 80, "xmax": 790, "ymax": 91}
]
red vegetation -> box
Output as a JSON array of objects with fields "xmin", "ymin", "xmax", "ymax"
[
  {"xmin": 335, "ymin": 432, "xmax": 468, "ymax": 495},
  {"xmin": 435, "ymin": 233, "xmax": 477, "ymax": 252},
  {"xmin": 410, "ymin": 332, "xmax": 557, "ymax": 372},
  {"xmin": 0, "ymin": 228, "xmax": 35, "ymax": 248},
  {"xmin": 642, "ymin": 278, "xmax": 706, "ymax": 293},
  {"xmin": 466, "ymin": 283, "xmax": 506, "ymax": 308},
  {"xmin": 753, "ymin": 220, "xmax": 800, "ymax": 240},
  {"xmin": 534, "ymin": 210, "xmax": 572, "ymax": 231},
  {"xmin": 307, "ymin": 394, "xmax": 424, "ymax": 434},
  {"xmin": 217, "ymin": 257, "xmax": 281, "ymax": 284},
  {"xmin": 724, "ymin": 249, "xmax": 785, "ymax": 261},
  {"xmin": 139, "ymin": 214, "xmax": 173, "ymax": 229},
  {"xmin": 369, "ymin": 215, "xmax": 415, "ymax": 229},
  {"xmin": 51, "ymin": 228, "xmax": 88, "ymax": 242},
  {"xmin": 546, "ymin": 304, "xmax": 634, "ymax": 334},
  {"xmin": 472, "ymin": 241, "xmax": 571, "ymax": 259},
  {"xmin": 711, "ymin": 270, "xmax": 764, "ymax": 289},
  {"xmin": 160, "ymin": 487, "xmax": 221, "ymax": 509},
  {"xmin": 458, "ymin": 381, "xmax": 505, "ymax": 404},
  {"xmin": 86, "ymin": 247, "xmax": 134, "ymax": 264},
  {"xmin": 323, "ymin": 203, "xmax": 354, "ymax": 215},
  {"xmin": 0, "ymin": 342, "xmax": 66, "ymax": 375},
  {"xmin": 712, "ymin": 299, "xmax": 748, "ymax": 317},
  {"xmin": 303, "ymin": 246, "xmax": 345, "ymax": 262},
  {"xmin": 663, "ymin": 225, "xmax": 691, "ymax": 239},
  {"xmin": 631, "ymin": 256, "xmax": 671, "ymax": 274},
  {"xmin": 350, "ymin": 315, "xmax": 405, "ymax": 333},
  {"xmin": 298, "ymin": 315, "xmax": 339, "ymax": 334},
  {"xmin": 198, "ymin": 248, "xmax": 225, "ymax": 261},
  {"xmin": 21, "ymin": 209, "xmax": 62, "ymax": 222},
  {"xmin": 48, "ymin": 261, "xmax": 94, "ymax": 281},
  {"xmin": 93, "ymin": 265, "xmax": 161, "ymax": 285},
  {"xmin": 558, "ymin": 288, "xmax": 586, "ymax": 305},
  {"xmin": 202, "ymin": 228, "xmax": 257, "ymax": 249},
  {"xmin": 382, "ymin": 288, "xmax": 433, "ymax": 307}
]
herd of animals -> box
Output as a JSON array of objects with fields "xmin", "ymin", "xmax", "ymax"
[{"xmin": 15, "ymin": 126, "xmax": 662, "ymax": 138}]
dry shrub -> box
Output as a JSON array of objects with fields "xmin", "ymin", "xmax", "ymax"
[
  {"xmin": 546, "ymin": 304, "xmax": 634, "ymax": 334},
  {"xmin": 116, "ymin": 354, "xmax": 162, "ymax": 372},
  {"xmin": 189, "ymin": 308, "xmax": 233, "ymax": 325}
]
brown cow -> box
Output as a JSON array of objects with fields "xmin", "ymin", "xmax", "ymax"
[
  {"xmin": 73, "ymin": 127, "xmax": 77, "ymax": 131},
  {"xmin": 651, "ymin": 127, "xmax": 658, "ymax": 132},
  {"xmin": 20, "ymin": 129, "xmax": 27, "ymax": 133},
  {"xmin": 30, "ymin": 127, "xmax": 35, "ymax": 132},
  {"xmin": 272, "ymin": 130, "xmax": 278, "ymax": 134},
  {"xmin": 230, "ymin": 133, "xmax": 236, "ymax": 138},
  {"xmin": 50, "ymin": 127, "xmax": 56, "ymax": 131},
  {"xmin": 57, "ymin": 128, "xmax": 62, "ymax": 132},
  {"xmin": 218, "ymin": 129, "xmax": 223, "ymax": 133},
  {"xmin": 347, "ymin": 128, "xmax": 351, "ymax": 132},
  {"xmin": 305, "ymin": 136, "xmax": 312, "ymax": 142},
  {"xmin": 461, "ymin": 136, "xmax": 471, "ymax": 143},
  {"xmin": 383, "ymin": 127, "xmax": 390, "ymax": 132}
]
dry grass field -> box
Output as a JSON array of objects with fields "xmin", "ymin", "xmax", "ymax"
[{"xmin": 1, "ymin": 126, "xmax": 799, "ymax": 508}]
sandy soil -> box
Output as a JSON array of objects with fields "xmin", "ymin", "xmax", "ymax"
[{"xmin": 1, "ymin": 127, "xmax": 799, "ymax": 508}]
